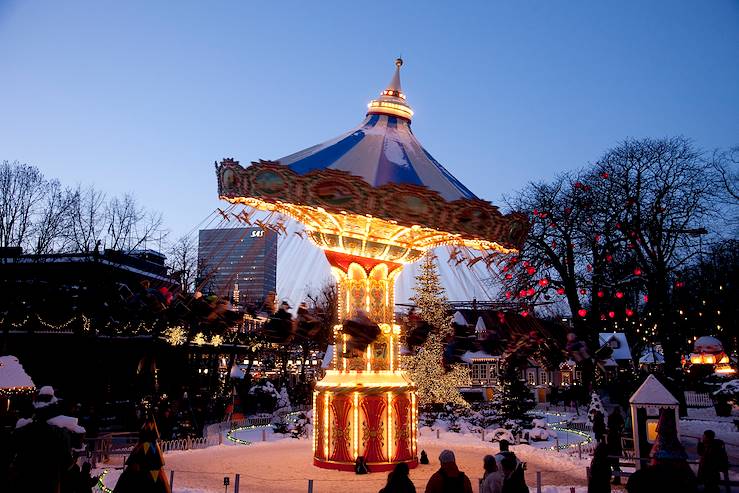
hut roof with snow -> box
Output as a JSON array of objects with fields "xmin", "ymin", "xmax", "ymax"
[
  {"xmin": 0, "ymin": 355, "xmax": 35, "ymax": 397},
  {"xmin": 629, "ymin": 374, "xmax": 678, "ymax": 407}
]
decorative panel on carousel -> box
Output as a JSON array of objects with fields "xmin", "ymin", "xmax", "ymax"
[
  {"xmin": 391, "ymin": 394, "xmax": 413, "ymax": 461},
  {"xmin": 329, "ymin": 394, "xmax": 353, "ymax": 463},
  {"xmin": 360, "ymin": 394, "xmax": 387, "ymax": 464}
]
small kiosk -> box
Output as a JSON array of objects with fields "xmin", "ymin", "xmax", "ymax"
[{"xmin": 628, "ymin": 374, "xmax": 679, "ymax": 468}]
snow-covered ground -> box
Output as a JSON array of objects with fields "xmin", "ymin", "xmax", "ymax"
[{"xmin": 96, "ymin": 426, "xmax": 591, "ymax": 493}]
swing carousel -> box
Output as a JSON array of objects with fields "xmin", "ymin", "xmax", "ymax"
[{"xmin": 216, "ymin": 59, "xmax": 528, "ymax": 471}]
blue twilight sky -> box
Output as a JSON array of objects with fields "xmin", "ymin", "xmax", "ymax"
[{"xmin": 1, "ymin": 1, "xmax": 738, "ymax": 301}]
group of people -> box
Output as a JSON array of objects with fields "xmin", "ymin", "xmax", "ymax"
[
  {"xmin": 378, "ymin": 441, "xmax": 529, "ymax": 493},
  {"xmin": 589, "ymin": 405, "xmax": 625, "ymax": 490},
  {"xmin": 588, "ymin": 408, "xmax": 730, "ymax": 493}
]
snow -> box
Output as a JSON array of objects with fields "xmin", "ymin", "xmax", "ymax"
[
  {"xmin": 639, "ymin": 347, "xmax": 665, "ymax": 364},
  {"xmin": 98, "ymin": 430, "xmax": 590, "ymax": 493},
  {"xmin": 460, "ymin": 350, "xmax": 497, "ymax": 363},
  {"xmin": 598, "ymin": 332, "xmax": 632, "ymax": 360},
  {"xmin": 453, "ymin": 311, "xmax": 468, "ymax": 326},
  {"xmin": 47, "ymin": 415, "xmax": 86, "ymax": 434},
  {"xmin": 629, "ymin": 374, "xmax": 678, "ymax": 406},
  {"xmin": 0, "ymin": 355, "xmax": 34, "ymax": 390}
]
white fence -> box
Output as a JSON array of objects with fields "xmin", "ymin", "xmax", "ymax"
[
  {"xmin": 159, "ymin": 434, "xmax": 222, "ymax": 453},
  {"xmin": 685, "ymin": 391, "xmax": 713, "ymax": 408}
]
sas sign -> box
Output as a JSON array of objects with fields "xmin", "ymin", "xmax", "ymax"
[{"xmin": 251, "ymin": 230, "xmax": 264, "ymax": 238}]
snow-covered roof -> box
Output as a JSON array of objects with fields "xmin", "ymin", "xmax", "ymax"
[
  {"xmin": 453, "ymin": 311, "xmax": 468, "ymax": 326},
  {"xmin": 599, "ymin": 332, "xmax": 632, "ymax": 360},
  {"xmin": 475, "ymin": 316, "xmax": 487, "ymax": 333},
  {"xmin": 694, "ymin": 336, "xmax": 723, "ymax": 354},
  {"xmin": 461, "ymin": 350, "xmax": 498, "ymax": 363},
  {"xmin": 629, "ymin": 374, "xmax": 678, "ymax": 406},
  {"xmin": 640, "ymin": 347, "xmax": 665, "ymax": 364},
  {"xmin": 0, "ymin": 355, "xmax": 35, "ymax": 390}
]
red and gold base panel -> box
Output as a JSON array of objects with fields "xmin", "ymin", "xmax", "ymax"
[{"xmin": 312, "ymin": 384, "xmax": 418, "ymax": 471}]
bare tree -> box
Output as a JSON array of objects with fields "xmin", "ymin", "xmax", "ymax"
[
  {"xmin": 68, "ymin": 185, "xmax": 106, "ymax": 252},
  {"xmin": 499, "ymin": 172, "xmax": 592, "ymax": 334},
  {"xmin": 589, "ymin": 137, "xmax": 718, "ymax": 371},
  {"xmin": 168, "ymin": 235, "xmax": 198, "ymax": 293},
  {"xmin": 31, "ymin": 179, "xmax": 76, "ymax": 254},
  {"xmin": 711, "ymin": 145, "xmax": 739, "ymax": 204},
  {"xmin": 0, "ymin": 161, "xmax": 46, "ymax": 249}
]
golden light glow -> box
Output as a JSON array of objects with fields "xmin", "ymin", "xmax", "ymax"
[
  {"xmin": 387, "ymin": 392, "xmax": 393, "ymax": 461},
  {"xmin": 312, "ymin": 391, "xmax": 318, "ymax": 453},
  {"xmin": 715, "ymin": 365, "xmax": 736, "ymax": 375},
  {"xmin": 353, "ymin": 392, "xmax": 359, "ymax": 459},
  {"xmin": 323, "ymin": 393, "xmax": 330, "ymax": 458},
  {"xmin": 221, "ymin": 196, "xmax": 515, "ymax": 259},
  {"xmin": 367, "ymin": 100, "xmax": 414, "ymax": 120},
  {"xmin": 389, "ymin": 335, "xmax": 394, "ymax": 372},
  {"xmin": 411, "ymin": 392, "xmax": 417, "ymax": 456}
]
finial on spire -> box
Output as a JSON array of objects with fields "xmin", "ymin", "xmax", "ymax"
[{"xmin": 366, "ymin": 57, "xmax": 414, "ymax": 121}]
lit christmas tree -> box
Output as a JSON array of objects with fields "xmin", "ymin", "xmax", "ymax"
[{"xmin": 406, "ymin": 252, "xmax": 470, "ymax": 407}]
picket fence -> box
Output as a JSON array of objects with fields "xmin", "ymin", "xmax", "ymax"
[{"xmin": 684, "ymin": 391, "xmax": 713, "ymax": 408}]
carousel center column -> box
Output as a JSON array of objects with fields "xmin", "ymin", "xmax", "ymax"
[{"xmin": 312, "ymin": 250, "xmax": 418, "ymax": 472}]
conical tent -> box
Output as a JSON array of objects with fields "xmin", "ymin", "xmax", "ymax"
[{"xmin": 113, "ymin": 415, "xmax": 171, "ymax": 493}]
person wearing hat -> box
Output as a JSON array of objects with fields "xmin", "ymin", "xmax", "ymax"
[{"xmin": 424, "ymin": 449, "xmax": 473, "ymax": 493}]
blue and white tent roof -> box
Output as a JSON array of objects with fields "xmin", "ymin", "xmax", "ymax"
[{"xmin": 277, "ymin": 59, "xmax": 478, "ymax": 202}]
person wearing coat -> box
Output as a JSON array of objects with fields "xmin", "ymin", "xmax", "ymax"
[
  {"xmin": 379, "ymin": 462, "xmax": 416, "ymax": 493},
  {"xmin": 424, "ymin": 450, "xmax": 473, "ymax": 493},
  {"xmin": 588, "ymin": 442, "xmax": 611, "ymax": 493},
  {"xmin": 606, "ymin": 407, "xmax": 624, "ymax": 484},
  {"xmin": 697, "ymin": 429, "xmax": 729, "ymax": 493}
]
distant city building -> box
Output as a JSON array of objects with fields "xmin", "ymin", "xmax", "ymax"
[{"xmin": 197, "ymin": 227, "xmax": 277, "ymax": 304}]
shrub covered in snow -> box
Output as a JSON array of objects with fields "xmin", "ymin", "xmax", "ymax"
[
  {"xmin": 490, "ymin": 428, "xmax": 515, "ymax": 443},
  {"xmin": 525, "ymin": 418, "xmax": 558, "ymax": 442},
  {"xmin": 290, "ymin": 412, "xmax": 311, "ymax": 439},
  {"xmin": 713, "ymin": 379, "xmax": 739, "ymax": 403}
]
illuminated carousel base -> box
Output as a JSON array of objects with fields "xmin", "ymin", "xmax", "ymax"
[
  {"xmin": 313, "ymin": 457, "xmax": 418, "ymax": 472},
  {"xmin": 312, "ymin": 371, "xmax": 418, "ymax": 472}
]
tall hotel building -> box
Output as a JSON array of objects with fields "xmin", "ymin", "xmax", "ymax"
[{"xmin": 197, "ymin": 227, "xmax": 277, "ymax": 305}]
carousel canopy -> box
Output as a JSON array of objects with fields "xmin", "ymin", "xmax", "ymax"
[
  {"xmin": 217, "ymin": 59, "xmax": 528, "ymax": 254},
  {"xmin": 279, "ymin": 59, "xmax": 475, "ymax": 201}
]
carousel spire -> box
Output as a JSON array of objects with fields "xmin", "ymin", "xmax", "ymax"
[{"xmin": 367, "ymin": 57, "xmax": 414, "ymax": 121}]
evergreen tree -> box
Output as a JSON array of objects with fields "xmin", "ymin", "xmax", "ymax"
[
  {"xmin": 587, "ymin": 392, "xmax": 605, "ymax": 422},
  {"xmin": 406, "ymin": 252, "xmax": 470, "ymax": 407},
  {"xmin": 492, "ymin": 361, "xmax": 535, "ymax": 425}
]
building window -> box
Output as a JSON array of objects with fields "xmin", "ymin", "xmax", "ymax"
[
  {"xmin": 539, "ymin": 371, "xmax": 548, "ymax": 385},
  {"xmin": 562, "ymin": 372, "xmax": 572, "ymax": 385},
  {"xmin": 527, "ymin": 370, "xmax": 536, "ymax": 386}
]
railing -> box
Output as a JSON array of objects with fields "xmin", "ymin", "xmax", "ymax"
[
  {"xmin": 565, "ymin": 421, "xmax": 593, "ymax": 433},
  {"xmin": 158, "ymin": 434, "xmax": 222, "ymax": 453},
  {"xmin": 203, "ymin": 405, "xmax": 311, "ymax": 439},
  {"xmin": 685, "ymin": 391, "xmax": 713, "ymax": 408}
]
